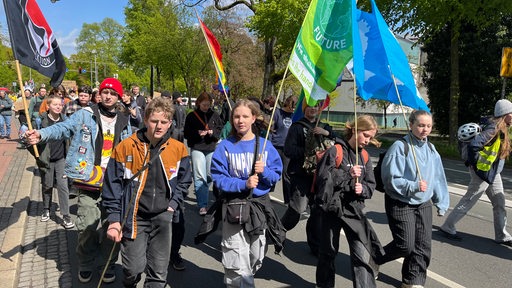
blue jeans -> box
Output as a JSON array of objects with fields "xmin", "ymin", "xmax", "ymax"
[
  {"xmin": 191, "ymin": 149, "xmax": 213, "ymax": 208},
  {"xmin": 121, "ymin": 211, "xmax": 173, "ymax": 287},
  {"xmin": 0, "ymin": 114, "xmax": 11, "ymax": 136}
]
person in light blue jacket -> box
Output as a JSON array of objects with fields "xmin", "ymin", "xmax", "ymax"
[
  {"xmin": 376, "ymin": 110, "xmax": 449, "ymax": 288},
  {"xmin": 25, "ymin": 78, "xmax": 132, "ymax": 284}
]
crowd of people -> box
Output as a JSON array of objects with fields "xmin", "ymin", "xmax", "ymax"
[{"xmin": 0, "ymin": 77, "xmax": 510, "ymax": 288}]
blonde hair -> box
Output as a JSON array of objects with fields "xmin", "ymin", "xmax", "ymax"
[
  {"xmin": 493, "ymin": 116, "xmax": 511, "ymax": 159},
  {"xmin": 344, "ymin": 115, "xmax": 381, "ymax": 147},
  {"xmin": 46, "ymin": 94, "xmax": 63, "ymax": 106},
  {"xmin": 230, "ymin": 99, "xmax": 262, "ymax": 140},
  {"xmin": 408, "ymin": 110, "xmax": 431, "ymax": 126},
  {"xmin": 144, "ymin": 96, "xmax": 174, "ymax": 121}
]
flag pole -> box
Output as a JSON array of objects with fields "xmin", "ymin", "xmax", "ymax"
[
  {"xmin": 16, "ymin": 60, "xmax": 39, "ymax": 157},
  {"xmin": 261, "ymin": 65, "xmax": 289, "ymax": 155},
  {"xmin": 353, "ymin": 73, "xmax": 360, "ymax": 183},
  {"xmin": 195, "ymin": 9, "xmax": 231, "ymax": 111},
  {"xmin": 390, "ymin": 68, "xmax": 422, "ymax": 181}
]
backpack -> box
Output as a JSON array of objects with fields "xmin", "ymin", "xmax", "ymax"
[
  {"xmin": 457, "ymin": 122, "xmax": 483, "ymax": 166},
  {"xmin": 297, "ymin": 120, "xmax": 334, "ymax": 175},
  {"xmin": 312, "ymin": 143, "xmax": 369, "ymax": 193},
  {"xmin": 374, "ymin": 138, "xmax": 433, "ymax": 192}
]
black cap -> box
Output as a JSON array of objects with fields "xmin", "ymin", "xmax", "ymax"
[
  {"xmin": 172, "ymin": 91, "xmax": 182, "ymax": 99},
  {"xmin": 161, "ymin": 90, "xmax": 171, "ymax": 98}
]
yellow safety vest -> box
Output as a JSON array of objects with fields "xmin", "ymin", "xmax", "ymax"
[{"xmin": 476, "ymin": 136, "xmax": 501, "ymax": 172}]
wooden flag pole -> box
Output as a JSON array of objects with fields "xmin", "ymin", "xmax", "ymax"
[
  {"xmin": 353, "ymin": 74, "xmax": 360, "ymax": 184},
  {"xmin": 195, "ymin": 9, "xmax": 232, "ymax": 111},
  {"xmin": 390, "ymin": 69, "xmax": 422, "ymax": 181},
  {"xmin": 16, "ymin": 60, "xmax": 39, "ymax": 157},
  {"xmin": 261, "ymin": 64, "xmax": 289, "ymax": 155}
]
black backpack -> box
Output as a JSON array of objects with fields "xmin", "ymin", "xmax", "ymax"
[
  {"xmin": 296, "ymin": 119, "xmax": 333, "ymax": 175},
  {"xmin": 374, "ymin": 138, "xmax": 433, "ymax": 192}
]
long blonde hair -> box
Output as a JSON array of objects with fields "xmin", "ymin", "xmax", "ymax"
[
  {"xmin": 493, "ymin": 116, "xmax": 511, "ymax": 159},
  {"xmin": 344, "ymin": 115, "xmax": 381, "ymax": 147}
]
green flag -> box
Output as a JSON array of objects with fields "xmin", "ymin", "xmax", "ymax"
[{"xmin": 289, "ymin": 0, "xmax": 354, "ymax": 105}]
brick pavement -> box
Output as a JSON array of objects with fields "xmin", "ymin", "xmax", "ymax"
[{"xmin": 0, "ymin": 118, "xmax": 72, "ymax": 288}]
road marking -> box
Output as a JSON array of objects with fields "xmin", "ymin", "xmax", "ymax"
[
  {"xmin": 444, "ymin": 167, "xmax": 512, "ymax": 184},
  {"xmin": 269, "ymin": 195, "xmax": 466, "ymax": 288},
  {"xmin": 444, "ymin": 167, "xmax": 468, "ymax": 174}
]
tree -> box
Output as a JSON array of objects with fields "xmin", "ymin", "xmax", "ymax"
[
  {"xmin": 183, "ymin": 0, "xmax": 309, "ymax": 99},
  {"xmin": 247, "ymin": 0, "xmax": 309, "ymax": 99},
  {"xmin": 424, "ymin": 16, "xmax": 512, "ymax": 135},
  {"xmin": 75, "ymin": 18, "xmax": 125, "ymax": 86},
  {"xmin": 202, "ymin": 7, "xmax": 264, "ymax": 98},
  {"xmin": 376, "ymin": 0, "xmax": 512, "ymax": 143}
]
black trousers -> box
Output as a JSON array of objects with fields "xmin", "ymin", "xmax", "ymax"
[
  {"xmin": 281, "ymin": 173, "xmax": 321, "ymax": 254},
  {"xmin": 275, "ymin": 147, "xmax": 291, "ymax": 204},
  {"xmin": 316, "ymin": 211, "xmax": 378, "ymax": 288},
  {"xmin": 378, "ymin": 194, "xmax": 432, "ymax": 286},
  {"xmin": 171, "ymin": 208, "xmax": 185, "ymax": 259}
]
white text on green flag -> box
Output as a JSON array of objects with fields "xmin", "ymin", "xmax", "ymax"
[{"xmin": 289, "ymin": 0, "xmax": 354, "ymax": 105}]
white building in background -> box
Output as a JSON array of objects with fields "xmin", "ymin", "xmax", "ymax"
[{"xmin": 323, "ymin": 36, "xmax": 428, "ymax": 129}]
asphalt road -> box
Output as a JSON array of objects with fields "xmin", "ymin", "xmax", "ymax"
[{"xmin": 69, "ymin": 148, "xmax": 512, "ymax": 288}]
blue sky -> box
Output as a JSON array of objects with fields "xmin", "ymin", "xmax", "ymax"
[{"xmin": 0, "ymin": 0, "xmax": 129, "ymax": 57}]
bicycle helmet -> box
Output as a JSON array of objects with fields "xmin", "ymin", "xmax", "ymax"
[{"xmin": 457, "ymin": 123, "xmax": 481, "ymax": 141}]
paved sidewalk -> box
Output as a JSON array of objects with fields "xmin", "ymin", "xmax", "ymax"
[
  {"xmin": 0, "ymin": 124, "xmax": 34, "ymax": 287},
  {"xmin": 0, "ymin": 121, "xmax": 72, "ymax": 288}
]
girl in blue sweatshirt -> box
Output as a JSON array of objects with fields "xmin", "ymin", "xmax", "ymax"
[
  {"xmin": 377, "ymin": 110, "xmax": 449, "ymax": 288},
  {"xmin": 211, "ymin": 99, "xmax": 282, "ymax": 288}
]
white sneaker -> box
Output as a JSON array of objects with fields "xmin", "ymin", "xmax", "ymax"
[
  {"xmin": 62, "ymin": 215, "xmax": 75, "ymax": 229},
  {"xmin": 40, "ymin": 210, "xmax": 50, "ymax": 222}
]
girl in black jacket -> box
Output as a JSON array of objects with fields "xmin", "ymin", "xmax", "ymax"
[
  {"xmin": 315, "ymin": 115, "xmax": 383, "ymax": 288},
  {"xmin": 184, "ymin": 92, "xmax": 223, "ymax": 215}
]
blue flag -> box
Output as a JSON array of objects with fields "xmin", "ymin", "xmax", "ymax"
[{"xmin": 352, "ymin": 0, "xmax": 429, "ymax": 111}]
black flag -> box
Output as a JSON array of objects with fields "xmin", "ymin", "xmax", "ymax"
[{"xmin": 3, "ymin": 0, "xmax": 66, "ymax": 87}]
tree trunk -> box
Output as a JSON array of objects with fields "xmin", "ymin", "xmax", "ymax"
[
  {"xmin": 261, "ymin": 37, "xmax": 276, "ymax": 98},
  {"xmin": 150, "ymin": 65, "xmax": 154, "ymax": 97},
  {"xmin": 155, "ymin": 66, "xmax": 162, "ymax": 91},
  {"xmin": 449, "ymin": 26, "xmax": 460, "ymax": 145},
  {"xmin": 383, "ymin": 104, "xmax": 388, "ymax": 129}
]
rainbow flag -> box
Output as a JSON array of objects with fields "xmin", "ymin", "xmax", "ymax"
[{"xmin": 197, "ymin": 16, "xmax": 226, "ymax": 86}]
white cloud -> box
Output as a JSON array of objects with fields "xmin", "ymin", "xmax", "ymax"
[{"xmin": 54, "ymin": 28, "xmax": 80, "ymax": 57}]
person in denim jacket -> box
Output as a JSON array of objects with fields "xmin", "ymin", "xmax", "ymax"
[{"xmin": 26, "ymin": 78, "xmax": 132, "ymax": 284}]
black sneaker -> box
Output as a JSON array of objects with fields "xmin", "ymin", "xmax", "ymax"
[
  {"xmin": 439, "ymin": 228, "xmax": 462, "ymax": 241},
  {"xmin": 40, "ymin": 210, "xmax": 50, "ymax": 222},
  {"xmin": 171, "ymin": 254, "xmax": 186, "ymax": 271},
  {"xmin": 102, "ymin": 268, "xmax": 116, "ymax": 283},
  {"xmin": 497, "ymin": 240, "xmax": 512, "ymax": 247},
  {"xmin": 78, "ymin": 271, "xmax": 93, "ymax": 283},
  {"xmin": 62, "ymin": 215, "xmax": 75, "ymax": 229}
]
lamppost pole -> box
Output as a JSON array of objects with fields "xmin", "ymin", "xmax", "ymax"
[
  {"xmin": 90, "ymin": 59, "xmax": 93, "ymax": 87},
  {"xmin": 94, "ymin": 54, "xmax": 98, "ymax": 87}
]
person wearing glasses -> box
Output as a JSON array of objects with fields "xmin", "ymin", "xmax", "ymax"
[{"xmin": 25, "ymin": 78, "xmax": 133, "ymax": 284}]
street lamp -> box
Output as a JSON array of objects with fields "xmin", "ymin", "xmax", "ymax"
[{"xmin": 91, "ymin": 50, "xmax": 98, "ymax": 87}]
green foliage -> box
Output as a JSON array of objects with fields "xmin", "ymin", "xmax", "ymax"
[
  {"xmin": 247, "ymin": 0, "xmax": 309, "ymax": 53},
  {"xmin": 424, "ymin": 17, "xmax": 512, "ymax": 135}
]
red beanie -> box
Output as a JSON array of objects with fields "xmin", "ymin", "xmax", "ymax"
[{"xmin": 99, "ymin": 78, "xmax": 123, "ymax": 97}]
